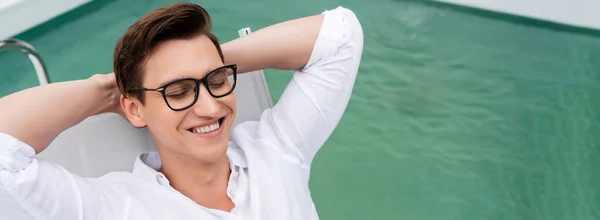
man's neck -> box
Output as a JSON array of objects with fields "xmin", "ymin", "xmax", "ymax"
[{"xmin": 158, "ymin": 150, "xmax": 234, "ymax": 211}]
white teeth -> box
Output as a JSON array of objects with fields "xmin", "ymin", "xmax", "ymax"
[{"xmin": 192, "ymin": 121, "xmax": 220, "ymax": 134}]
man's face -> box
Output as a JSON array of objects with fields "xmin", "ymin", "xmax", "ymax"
[{"xmin": 127, "ymin": 35, "xmax": 236, "ymax": 164}]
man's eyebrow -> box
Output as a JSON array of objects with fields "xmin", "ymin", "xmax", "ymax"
[
  {"xmin": 156, "ymin": 66, "xmax": 222, "ymax": 87},
  {"xmin": 157, "ymin": 75, "xmax": 194, "ymax": 87}
]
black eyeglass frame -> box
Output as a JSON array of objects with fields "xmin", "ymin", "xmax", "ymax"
[{"xmin": 127, "ymin": 64, "xmax": 237, "ymax": 111}]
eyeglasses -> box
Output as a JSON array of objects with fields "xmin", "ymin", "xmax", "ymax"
[{"xmin": 128, "ymin": 64, "xmax": 237, "ymax": 111}]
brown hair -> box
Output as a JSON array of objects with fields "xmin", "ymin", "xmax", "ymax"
[{"xmin": 113, "ymin": 3, "xmax": 223, "ymax": 102}]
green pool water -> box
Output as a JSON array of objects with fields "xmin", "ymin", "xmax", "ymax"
[{"xmin": 1, "ymin": 0, "xmax": 600, "ymax": 219}]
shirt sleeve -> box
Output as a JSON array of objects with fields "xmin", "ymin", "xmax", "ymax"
[
  {"xmin": 261, "ymin": 6, "xmax": 364, "ymax": 165},
  {"xmin": 0, "ymin": 132, "xmax": 123, "ymax": 220}
]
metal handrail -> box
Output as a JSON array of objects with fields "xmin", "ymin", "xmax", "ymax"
[{"xmin": 0, "ymin": 39, "xmax": 49, "ymax": 85}]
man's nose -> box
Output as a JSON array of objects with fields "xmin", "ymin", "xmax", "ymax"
[{"xmin": 191, "ymin": 85, "xmax": 220, "ymax": 117}]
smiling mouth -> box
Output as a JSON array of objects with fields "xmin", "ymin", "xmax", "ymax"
[{"xmin": 188, "ymin": 117, "xmax": 226, "ymax": 134}]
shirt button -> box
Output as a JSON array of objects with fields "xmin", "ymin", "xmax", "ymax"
[
  {"xmin": 156, "ymin": 174, "xmax": 169, "ymax": 185},
  {"xmin": 232, "ymin": 171, "xmax": 239, "ymax": 178}
]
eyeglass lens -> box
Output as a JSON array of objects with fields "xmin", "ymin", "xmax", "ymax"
[{"xmin": 163, "ymin": 66, "xmax": 235, "ymax": 110}]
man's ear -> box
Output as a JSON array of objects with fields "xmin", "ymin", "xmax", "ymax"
[{"xmin": 120, "ymin": 94, "xmax": 147, "ymax": 128}]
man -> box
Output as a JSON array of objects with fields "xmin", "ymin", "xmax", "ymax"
[{"xmin": 0, "ymin": 3, "xmax": 363, "ymax": 219}]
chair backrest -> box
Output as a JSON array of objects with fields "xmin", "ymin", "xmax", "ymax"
[{"xmin": 38, "ymin": 28, "xmax": 272, "ymax": 178}]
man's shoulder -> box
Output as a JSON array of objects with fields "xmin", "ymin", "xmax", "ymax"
[
  {"xmin": 230, "ymin": 109, "xmax": 284, "ymax": 146},
  {"xmin": 96, "ymin": 170, "xmax": 139, "ymax": 183}
]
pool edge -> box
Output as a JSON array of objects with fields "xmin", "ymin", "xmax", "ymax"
[
  {"xmin": 11, "ymin": 0, "xmax": 119, "ymax": 43},
  {"xmin": 409, "ymin": 0, "xmax": 600, "ymax": 38}
]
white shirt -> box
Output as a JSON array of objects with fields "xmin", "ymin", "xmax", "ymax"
[{"xmin": 0, "ymin": 6, "xmax": 363, "ymax": 220}]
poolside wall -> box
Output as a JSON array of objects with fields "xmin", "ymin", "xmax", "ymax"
[
  {"xmin": 2, "ymin": 0, "xmax": 599, "ymax": 41},
  {"xmin": 434, "ymin": 0, "xmax": 600, "ymax": 30},
  {"xmin": 0, "ymin": 0, "xmax": 92, "ymax": 40}
]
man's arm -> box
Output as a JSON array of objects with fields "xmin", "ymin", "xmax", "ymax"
[
  {"xmin": 220, "ymin": 13, "xmax": 323, "ymax": 73},
  {"xmin": 222, "ymin": 7, "xmax": 364, "ymax": 165},
  {"xmin": 0, "ymin": 74, "xmax": 124, "ymax": 220},
  {"xmin": 0, "ymin": 73, "xmax": 122, "ymax": 153}
]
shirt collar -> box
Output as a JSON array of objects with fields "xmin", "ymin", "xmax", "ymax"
[{"xmin": 132, "ymin": 141, "xmax": 247, "ymax": 184}]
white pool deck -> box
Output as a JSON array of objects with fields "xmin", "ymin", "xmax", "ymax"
[
  {"xmin": 1, "ymin": 0, "xmax": 599, "ymax": 41},
  {"xmin": 434, "ymin": 0, "xmax": 600, "ymax": 31},
  {"xmin": 0, "ymin": 0, "xmax": 91, "ymax": 40}
]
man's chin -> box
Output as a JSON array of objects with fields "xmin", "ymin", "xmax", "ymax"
[{"xmin": 183, "ymin": 135, "xmax": 229, "ymax": 159}]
